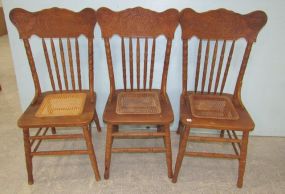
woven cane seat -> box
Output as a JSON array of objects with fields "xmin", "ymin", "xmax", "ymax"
[
  {"xmin": 35, "ymin": 93, "xmax": 87, "ymax": 117},
  {"xmin": 116, "ymin": 92, "xmax": 161, "ymax": 114},
  {"xmin": 189, "ymin": 94, "xmax": 239, "ymax": 120}
]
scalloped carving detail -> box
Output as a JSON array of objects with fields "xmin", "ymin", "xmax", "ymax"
[
  {"xmin": 97, "ymin": 7, "xmax": 179, "ymax": 39},
  {"xmin": 10, "ymin": 7, "xmax": 97, "ymax": 38},
  {"xmin": 180, "ymin": 8, "xmax": 267, "ymax": 41}
]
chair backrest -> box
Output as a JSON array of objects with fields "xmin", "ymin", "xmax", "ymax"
[
  {"xmin": 10, "ymin": 8, "xmax": 97, "ymax": 102},
  {"xmin": 97, "ymin": 7, "xmax": 179, "ymax": 97},
  {"xmin": 180, "ymin": 8, "xmax": 267, "ymax": 101}
]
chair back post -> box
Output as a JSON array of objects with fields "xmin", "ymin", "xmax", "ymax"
[
  {"xmin": 103, "ymin": 38, "xmax": 116, "ymax": 99},
  {"xmin": 10, "ymin": 8, "xmax": 97, "ymax": 102},
  {"xmin": 182, "ymin": 40, "xmax": 188, "ymax": 95},
  {"xmin": 23, "ymin": 39, "xmax": 41, "ymax": 104},
  {"xmin": 97, "ymin": 7, "xmax": 179, "ymax": 96},
  {"xmin": 88, "ymin": 38, "xmax": 95, "ymax": 102},
  {"xmin": 233, "ymin": 42, "xmax": 253, "ymax": 105},
  {"xmin": 180, "ymin": 8, "xmax": 267, "ymax": 101},
  {"xmin": 160, "ymin": 39, "xmax": 173, "ymax": 97}
]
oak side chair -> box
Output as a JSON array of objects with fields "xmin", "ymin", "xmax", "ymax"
[
  {"xmin": 173, "ymin": 8, "xmax": 267, "ymax": 187},
  {"xmin": 10, "ymin": 8, "xmax": 101, "ymax": 184},
  {"xmin": 97, "ymin": 7, "xmax": 179, "ymax": 179}
]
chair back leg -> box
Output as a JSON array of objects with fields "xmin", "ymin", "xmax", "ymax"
[
  {"xmin": 23, "ymin": 129, "xmax": 34, "ymax": 185},
  {"xmin": 163, "ymin": 125, "xmax": 173, "ymax": 178},
  {"xmin": 104, "ymin": 124, "xmax": 113, "ymax": 179},
  {"xmin": 237, "ymin": 131, "xmax": 249, "ymax": 188}
]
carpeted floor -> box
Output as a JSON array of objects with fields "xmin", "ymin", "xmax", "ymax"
[{"xmin": 1, "ymin": 35, "xmax": 285, "ymax": 194}]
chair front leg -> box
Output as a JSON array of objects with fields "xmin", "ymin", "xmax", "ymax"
[
  {"xmin": 172, "ymin": 126, "xmax": 190, "ymax": 183},
  {"xmin": 111, "ymin": 125, "xmax": 118, "ymax": 146},
  {"xmin": 163, "ymin": 125, "xmax": 173, "ymax": 178},
  {"xmin": 237, "ymin": 131, "xmax": 249, "ymax": 188},
  {"xmin": 82, "ymin": 126, "xmax": 101, "ymax": 181},
  {"xmin": 23, "ymin": 128, "xmax": 34, "ymax": 185},
  {"xmin": 104, "ymin": 124, "xmax": 113, "ymax": 179}
]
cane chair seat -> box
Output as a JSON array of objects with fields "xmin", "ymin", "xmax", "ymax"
[
  {"xmin": 36, "ymin": 93, "xmax": 87, "ymax": 117},
  {"xmin": 104, "ymin": 90, "xmax": 173, "ymax": 124},
  {"xmin": 188, "ymin": 93, "xmax": 239, "ymax": 120},
  {"xmin": 18, "ymin": 91, "xmax": 95, "ymax": 128},
  {"xmin": 116, "ymin": 91, "xmax": 161, "ymax": 114},
  {"xmin": 180, "ymin": 93, "xmax": 254, "ymax": 130}
]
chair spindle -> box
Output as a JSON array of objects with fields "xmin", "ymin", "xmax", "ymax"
[
  {"xmin": 208, "ymin": 40, "xmax": 218, "ymax": 94},
  {"xmin": 75, "ymin": 38, "xmax": 82, "ymax": 90},
  {"xmin": 121, "ymin": 38, "xmax": 127, "ymax": 90},
  {"xmin": 201, "ymin": 40, "xmax": 210, "ymax": 93},
  {"xmin": 143, "ymin": 38, "xmax": 148, "ymax": 90},
  {"xmin": 220, "ymin": 40, "xmax": 235, "ymax": 94},
  {"xmin": 194, "ymin": 39, "xmax": 202, "ymax": 93},
  {"xmin": 59, "ymin": 38, "xmax": 69, "ymax": 90},
  {"xmin": 149, "ymin": 38, "xmax": 156, "ymax": 89},
  {"xmin": 67, "ymin": 38, "xmax": 76, "ymax": 90},
  {"xmin": 42, "ymin": 39, "xmax": 55, "ymax": 91},
  {"xmin": 50, "ymin": 39, "xmax": 62, "ymax": 91},
  {"xmin": 137, "ymin": 38, "xmax": 140, "ymax": 89},
  {"xmin": 214, "ymin": 40, "xmax": 226, "ymax": 94},
  {"xmin": 129, "ymin": 38, "xmax": 133, "ymax": 90}
]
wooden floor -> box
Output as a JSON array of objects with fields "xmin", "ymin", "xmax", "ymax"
[{"xmin": 1, "ymin": 35, "xmax": 285, "ymax": 193}]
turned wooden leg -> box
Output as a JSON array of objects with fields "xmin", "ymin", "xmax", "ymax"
[
  {"xmin": 237, "ymin": 131, "xmax": 249, "ymax": 188},
  {"xmin": 23, "ymin": 129, "xmax": 34, "ymax": 185},
  {"xmin": 51, "ymin": 127, "xmax": 56, "ymax": 134},
  {"xmin": 93, "ymin": 110, "xmax": 101, "ymax": 132},
  {"xmin": 163, "ymin": 125, "xmax": 173, "ymax": 178},
  {"xmin": 111, "ymin": 125, "xmax": 118, "ymax": 146},
  {"xmin": 179, "ymin": 124, "xmax": 185, "ymax": 149},
  {"xmin": 88, "ymin": 124, "xmax": 92, "ymax": 139},
  {"xmin": 104, "ymin": 124, "xmax": 113, "ymax": 179},
  {"xmin": 172, "ymin": 126, "xmax": 190, "ymax": 183},
  {"xmin": 157, "ymin": 125, "xmax": 166, "ymax": 147},
  {"xmin": 176, "ymin": 121, "xmax": 183, "ymax": 134},
  {"xmin": 220, "ymin": 130, "xmax": 225, "ymax": 138},
  {"xmin": 82, "ymin": 126, "xmax": 101, "ymax": 181}
]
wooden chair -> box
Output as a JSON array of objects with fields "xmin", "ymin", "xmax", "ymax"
[
  {"xmin": 10, "ymin": 8, "xmax": 101, "ymax": 184},
  {"xmin": 97, "ymin": 7, "xmax": 179, "ymax": 179},
  {"xmin": 173, "ymin": 8, "xmax": 267, "ymax": 187}
]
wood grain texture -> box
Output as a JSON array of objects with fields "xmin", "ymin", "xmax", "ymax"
[
  {"xmin": 97, "ymin": 7, "xmax": 179, "ymax": 38},
  {"xmin": 174, "ymin": 8, "xmax": 267, "ymax": 187},
  {"xmin": 11, "ymin": 7, "xmax": 101, "ymax": 184},
  {"xmin": 180, "ymin": 8, "xmax": 267, "ymax": 41},
  {"xmin": 10, "ymin": 8, "xmax": 96, "ymax": 38},
  {"xmin": 100, "ymin": 8, "xmax": 177, "ymax": 179}
]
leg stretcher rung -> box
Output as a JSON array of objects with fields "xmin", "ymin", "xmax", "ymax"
[
  {"xmin": 185, "ymin": 151, "xmax": 240, "ymax": 159},
  {"xmin": 31, "ymin": 150, "xmax": 89, "ymax": 156},
  {"xmin": 112, "ymin": 147, "xmax": 166, "ymax": 153}
]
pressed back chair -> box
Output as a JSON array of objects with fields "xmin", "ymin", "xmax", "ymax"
[
  {"xmin": 97, "ymin": 7, "xmax": 179, "ymax": 179},
  {"xmin": 173, "ymin": 8, "xmax": 267, "ymax": 187},
  {"xmin": 10, "ymin": 8, "xmax": 101, "ymax": 184}
]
